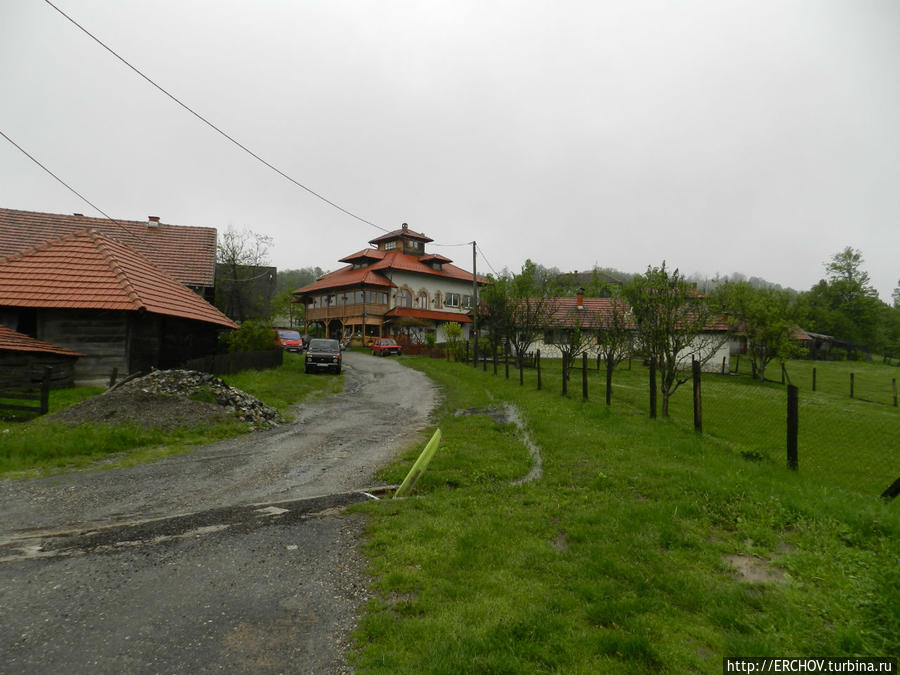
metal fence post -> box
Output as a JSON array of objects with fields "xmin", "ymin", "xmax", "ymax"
[
  {"xmin": 787, "ymin": 384, "xmax": 799, "ymax": 470},
  {"xmin": 692, "ymin": 359, "xmax": 702, "ymax": 432},
  {"xmin": 582, "ymin": 352, "xmax": 588, "ymax": 401}
]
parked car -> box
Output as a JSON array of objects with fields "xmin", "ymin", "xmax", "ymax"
[
  {"xmin": 274, "ymin": 328, "xmax": 303, "ymax": 352},
  {"xmin": 304, "ymin": 338, "xmax": 342, "ymax": 374},
  {"xmin": 371, "ymin": 338, "xmax": 402, "ymax": 357}
]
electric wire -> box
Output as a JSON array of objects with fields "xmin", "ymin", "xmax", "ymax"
[
  {"xmin": 43, "ymin": 0, "xmax": 389, "ymax": 234},
  {"xmin": 0, "ymin": 128, "xmax": 134, "ymax": 239}
]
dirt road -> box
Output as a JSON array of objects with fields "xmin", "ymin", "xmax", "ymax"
[{"xmin": 0, "ymin": 352, "xmax": 438, "ymax": 673}]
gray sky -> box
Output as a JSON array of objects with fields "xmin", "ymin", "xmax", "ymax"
[{"xmin": 2, "ymin": 0, "xmax": 898, "ymax": 300}]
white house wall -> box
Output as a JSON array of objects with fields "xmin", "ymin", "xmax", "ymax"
[
  {"xmin": 388, "ymin": 270, "xmax": 478, "ymax": 339},
  {"xmin": 531, "ymin": 333, "xmax": 730, "ymax": 373}
]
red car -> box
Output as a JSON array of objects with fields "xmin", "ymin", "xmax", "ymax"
[
  {"xmin": 274, "ymin": 329, "xmax": 303, "ymax": 352},
  {"xmin": 371, "ymin": 338, "xmax": 402, "ymax": 357}
]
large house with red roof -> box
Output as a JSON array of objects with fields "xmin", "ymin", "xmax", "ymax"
[
  {"xmin": 0, "ymin": 208, "xmax": 235, "ymax": 384},
  {"xmin": 294, "ymin": 224, "xmax": 486, "ymax": 344}
]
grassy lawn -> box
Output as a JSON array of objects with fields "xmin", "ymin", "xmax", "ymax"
[
  {"xmin": 352, "ymin": 357, "xmax": 899, "ymax": 672},
  {"xmin": 0, "ymin": 353, "xmax": 341, "ymax": 477}
]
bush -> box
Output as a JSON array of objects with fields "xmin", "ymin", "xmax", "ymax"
[{"xmin": 222, "ymin": 320, "xmax": 279, "ymax": 353}]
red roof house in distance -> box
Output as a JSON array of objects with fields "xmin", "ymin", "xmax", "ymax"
[
  {"xmin": 294, "ymin": 223, "xmax": 486, "ymax": 344},
  {"xmin": 0, "ymin": 228, "xmax": 237, "ymax": 383}
]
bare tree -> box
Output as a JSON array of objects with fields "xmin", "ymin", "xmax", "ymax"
[
  {"xmin": 595, "ymin": 295, "xmax": 634, "ymax": 405},
  {"xmin": 215, "ymin": 227, "xmax": 274, "ymax": 322}
]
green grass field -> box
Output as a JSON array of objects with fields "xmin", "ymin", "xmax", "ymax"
[
  {"xmin": 0, "ymin": 353, "xmax": 340, "ymax": 476},
  {"xmin": 352, "ymin": 356, "xmax": 899, "ymax": 672}
]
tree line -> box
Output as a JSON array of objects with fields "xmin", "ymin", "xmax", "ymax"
[{"xmin": 477, "ymin": 248, "xmax": 900, "ymax": 416}]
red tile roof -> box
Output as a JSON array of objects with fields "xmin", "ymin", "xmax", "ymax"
[
  {"xmin": 386, "ymin": 307, "xmax": 472, "ymax": 323},
  {"xmin": 0, "ymin": 228, "xmax": 237, "ymax": 329},
  {"xmin": 548, "ymin": 297, "xmax": 635, "ymax": 329},
  {"xmin": 295, "ymin": 249, "xmax": 484, "ymax": 296},
  {"xmin": 0, "ymin": 208, "xmax": 216, "ymax": 288},
  {"xmin": 368, "ymin": 224, "xmax": 432, "ymax": 246},
  {"xmin": 0, "ymin": 325, "xmax": 84, "ymax": 357}
]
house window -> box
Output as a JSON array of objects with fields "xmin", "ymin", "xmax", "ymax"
[
  {"xmin": 445, "ymin": 292, "xmax": 460, "ymax": 308},
  {"xmin": 397, "ymin": 289, "xmax": 412, "ymax": 307},
  {"xmin": 462, "ymin": 295, "xmax": 473, "ymax": 309},
  {"xmin": 384, "ymin": 241, "xmax": 396, "ymax": 251},
  {"xmin": 434, "ymin": 291, "xmax": 443, "ymax": 309},
  {"xmin": 416, "ymin": 290, "xmax": 428, "ymax": 308}
]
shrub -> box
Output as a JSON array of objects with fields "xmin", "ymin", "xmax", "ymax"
[{"xmin": 222, "ymin": 320, "xmax": 279, "ymax": 353}]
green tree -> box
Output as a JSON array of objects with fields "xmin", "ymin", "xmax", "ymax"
[
  {"xmin": 717, "ymin": 282, "xmax": 804, "ymax": 381},
  {"xmin": 625, "ymin": 263, "xmax": 725, "ymax": 417},
  {"xmin": 800, "ymin": 247, "xmax": 885, "ymax": 353}
]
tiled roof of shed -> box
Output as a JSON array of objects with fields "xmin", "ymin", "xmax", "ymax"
[
  {"xmin": 0, "ymin": 325, "xmax": 84, "ymax": 357},
  {"xmin": 0, "ymin": 228, "xmax": 237, "ymax": 329},
  {"xmin": 0, "ymin": 208, "xmax": 217, "ymax": 287}
]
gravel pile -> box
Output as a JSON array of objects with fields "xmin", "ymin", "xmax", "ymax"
[
  {"xmin": 113, "ymin": 370, "xmax": 284, "ymax": 429},
  {"xmin": 48, "ymin": 369, "xmax": 284, "ymax": 431}
]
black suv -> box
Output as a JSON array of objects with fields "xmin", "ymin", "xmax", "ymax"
[{"xmin": 304, "ymin": 338, "xmax": 342, "ymax": 374}]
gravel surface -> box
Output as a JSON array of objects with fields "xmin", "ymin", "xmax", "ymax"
[{"xmin": 0, "ymin": 352, "xmax": 438, "ymax": 674}]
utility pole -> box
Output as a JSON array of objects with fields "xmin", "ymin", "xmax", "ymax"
[{"xmin": 472, "ymin": 241, "xmax": 478, "ymax": 368}]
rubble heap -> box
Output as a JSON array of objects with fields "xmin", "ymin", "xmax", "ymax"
[{"xmin": 114, "ymin": 369, "xmax": 284, "ymax": 429}]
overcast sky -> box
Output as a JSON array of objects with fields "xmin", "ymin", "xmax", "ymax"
[{"xmin": 2, "ymin": 0, "xmax": 898, "ymax": 300}]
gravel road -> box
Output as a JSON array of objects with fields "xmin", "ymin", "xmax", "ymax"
[{"xmin": 0, "ymin": 352, "xmax": 438, "ymax": 673}]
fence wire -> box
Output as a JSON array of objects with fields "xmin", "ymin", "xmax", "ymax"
[{"xmin": 461, "ymin": 346, "xmax": 899, "ymax": 498}]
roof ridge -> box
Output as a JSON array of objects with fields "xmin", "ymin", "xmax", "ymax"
[{"xmin": 86, "ymin": 229, "xmax": 147, "ymax": 312}]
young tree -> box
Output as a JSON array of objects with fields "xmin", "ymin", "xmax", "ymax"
[
  {"xmin": 595, "ymin": 294, "xmax": 634, "ymax": 404},
  {"xmin": 717, "ymin": 282, "xmax": 804, "ymax": 381},
  {"xmin": 625, "ymin": 263, "xmax": 726, "ymax": 417},
  {"xmin": 544, "ymin": 306, "xmax": 598, "ymax": 384},
  {"xmin": 479, "ymin": 261, "xmax": 557, "ymax": 366}
]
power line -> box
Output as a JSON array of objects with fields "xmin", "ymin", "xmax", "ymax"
[
  {"xmin": 0, "ymin": 128, "xmax": 133, "ymax": 239},
  {"xmin": 43, "ymin": 0, "xmax": 389, "ymax": 234},
  {"xmin": 477, "ymin": 243, "xmax": 499, "ymax": 277}
]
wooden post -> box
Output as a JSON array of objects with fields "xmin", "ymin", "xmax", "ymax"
[
  {"xmin": 39, "ymin": 367, "xmax": 51, "ymax": 415},
  {"xmin": 562, "ymin": 353, "xmax": 568, "ymax": 396},
  {"xmin": 787, "ymin": 384, "xmax": 799, "ymax": 470},
  {"xmin": 582, "ymin": 352, "xmax": 588, "ymax": 401},
  {"xmin": 892, "ymin": 378, "xmax": 897, "ymax": 407},
  {"xmin": 605, "ymin": 357, "xmax": 613, "ymax": 406},
  {"xmin": 536, "ymin": 350, "xmax": 541, "ymax": 390},
  {"xmin": 850, "ymin": 372, "xmax": 854, "ymax": 398},
  {"xmin": 465, "ymin": 340, "xmax": 470, "ymax": 364},
  {"xmin": 721, "ymin": 356, "xmax": 726, "ymax": 375},
  {"xmin": 109, "ymin": 367, "xmax": 118, "ymax": 388},
  {"xmin": 781, "ymin": 362, "xmax": 786, "ymax": 385},
  {"xmin": 504, "ymin": 343, "xmax": 510, "ymax": 379},
  {"xmin": 812, "ymin": 367, "xmax": 816, "ymax": 392},
  {"xmin": 734, "ymin": 355, "xmax": 740, "ymax": 374},
  {"xmin": 596, "ymin": 353, "xmax": 601, "ymax": 372},
  {"xmin": 492, "ymin": 343, "xmax": 497, "ymax": 375},
  {"xmin": 692, "ymin": 359, "xmax": 702, "ymax": 432},
  {"xmin": 649, "ymin": 360, "xmax": 657, "ymax": 419},
  {"xmin": 482, "ymin": 346, "xmax": 487, "ymax": 371}
]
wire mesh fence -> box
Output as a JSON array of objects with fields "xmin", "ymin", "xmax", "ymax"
[{"xmin": 457, "ymin": 343, "xmax": 899, "ymax": 499}]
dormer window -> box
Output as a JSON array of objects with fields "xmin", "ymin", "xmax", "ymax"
[{"xmin": 384, "ymin": 241, "xmax": 396, "ymax": 251}]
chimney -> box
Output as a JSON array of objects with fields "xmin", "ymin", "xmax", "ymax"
[
  {"xmin": 148, "ymin": 216, "xmax": 160, "ymax": 228},
  {"xmin": 576, "ymin": 287, "xmax": 585, "ymax": 310}
]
